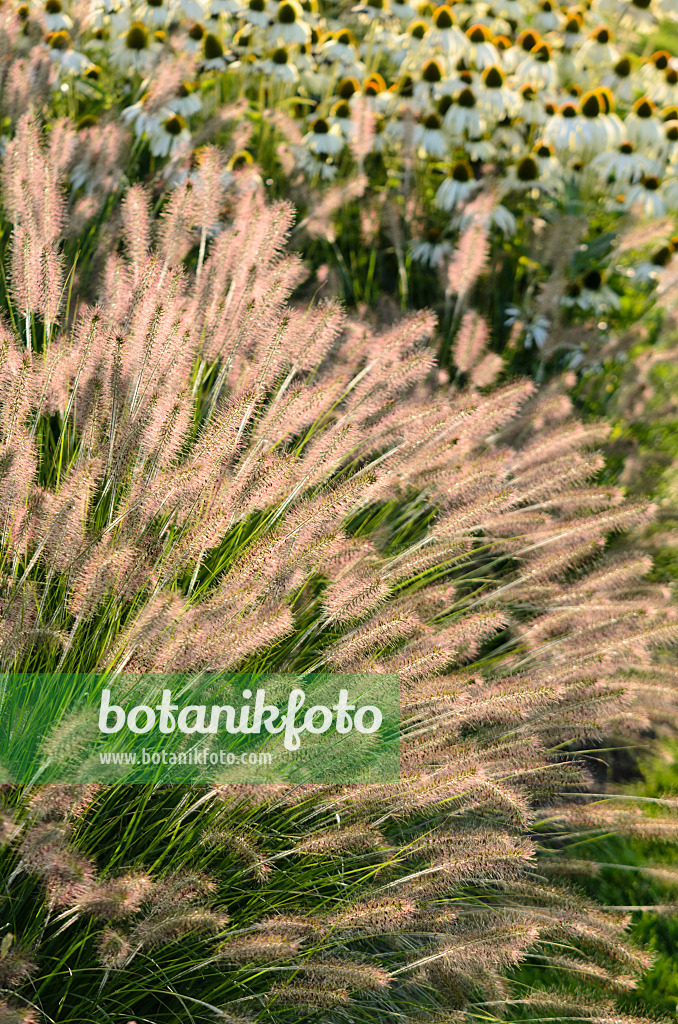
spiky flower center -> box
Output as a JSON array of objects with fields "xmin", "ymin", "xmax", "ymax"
[
  {"xmin": 422, "ymin": 59, "xmax": 442, "ymax": 82},
  {"xmin": 516, "ymin": 155, "xmax": 539, "ymax": 181},
  {"xmin": 338, "ymin": 77, "xmax": 359, "ymax": 99},
  {"xmin": 47, "ymin": 29, "xmax": 70, "ymax": 49},
  {"xmin": 517, "ymin": 29, "xmax": 539, "ymax": 49},
  {"xmin": 364, "ymin": 74, "xmax": 385, "ymax": 94},
  {"xmin": 228, "ymin": 150, "xmax": 253, "ymax": 170},
  {"xmin": 126, "ymin": 23, "xmax": 148, "ymax": 50},
  {"xmin": 203, "ymin": 33, "xmax": 224, "ymax": 59},
  {"xmin": 164, "ymin": 115, "xmax": 186, "ymax": 136},
  {"xmin": 433, "ymin": 5, "xmax": 454, "ymax": 28},
  {"xmin": 467, "ymin": 24, "xmax": 490, "ymax": 42},
  {"xmin": 483, "ymin": 65, "xmax": 503, "ymax": 87},
  {"xmin": 278, "ymin": 2, "xmax": 297, "ymax": 22},
  {"xmin": 458, "ymin": 87, "xmax": 476, "ymax": 108},
  {"xmin": 423, "ymin": 113, "xmax": 441, "ymax": 130},
  {"xmin": 451, "ymin": 160, "xmax": 471, "ymax": 181},
  {"xmin": 580, "ymin": 91, "xmax": 600, "ymax": 118},
  {"xmin": 583, "ymin": 269, "xmax": 602, "ymax": 290},
  {"xmin": 652, "ymin": 245, "xmax": 672, "ymax": 265},
  {"xmin": 634, "ymin": 98, "xmax": 654, "ymax": 118},
  {"xmin": 272, "ymin": 46, "xmax": 288, "ymax": 62}
]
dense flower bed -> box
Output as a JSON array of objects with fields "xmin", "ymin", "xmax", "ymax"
[{"xmin": 8, "ymin": 0, "xmax": 678, "ymax": 241}]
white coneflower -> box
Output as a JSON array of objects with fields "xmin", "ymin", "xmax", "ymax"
[
  {"xmin": 477, "ymin": 64, "xmax": 514, "ymax": 119},
  {"xmin": 170, "ymin": 81, "xmax": 203, "ymax": 118},
  {"xmin": 600, "ymin": 55, "xmax": 636, "ymax": 104},
  {"xmin": 110, "ymin": 19, "xmax": 160, "ymax": 72},
  {"xmin": 201, "ymin": 31, "xmax": 231, "ymax": 70},
  {"xmin": 413, "ymin": 58, "xmax": 446, "ymax": 106},
  {"xmin": 560, "ymin": 12, "xmax": 584, "ymax": 50},
  {"xmin": 303, "ymin": 116, "xmax": 345, "ymax": 155},
  {"xmin": 515, "ymin": 40, "xmax": 558, "ymax": 90},
  {"xmin": 362, "ymin": 72, "xmax": 387, "ymax": 104},
  {"xmin": 494, "ymin": 0, "xmax": 522, "ymax": 20},
  {"xmin": 624, "ymin": 97, "xmax": 663, "ymax": 151},
  {"xmin": 577, "ymin": 90, "xmax": 617, "ymax": 152},
  {"xmin": 624, "ymin": 174, "xmax": 668, "ymax": 216},
  {"xmin": 488, "ymin": 202, "xmax": 517, "ymax": 235},
  {"xmin": 270, "ymin": 0, "xmax": 311, "ymax": 45},
  {"xmin": 321, "ymin": 28, "xmax": 357, "ymax": 62},
  {"xmin": 464, "ymin": 24, "xmax": 499, "ymax": 69},
  {"xmin": 134, "ymin": 0, "xmax": 175, "ymax": 27},
  {"xmin": 437, "ymin": 65, "xmax": 479, "ymax": 98},
  {"xmin": 659, "ymin": 171, "xmax": 678, "ymax": 207},
  {"xmin": 592, "ymin": 139, "xmax": 659, "ymax": 182},
  {"xmin": 184, "ymin": 20, "xmax": 207, "ymax": 51},
  {"xmin": 44, "ymin": 30, "xmax": 93, "ymax": 75},
  {"xmin": 410, "ymin": 228, "xmax": 453, "ymax": 266},
  {"xmin": 443, "ymin": 86, "xmax": 484, "ymax": 137},
  {"xmin": 663, "ymin": 119, "xmax": 678, "ymax": 163},
  {"xmin": 434, "ymin": 159, "xmax": 478, "ymax": 210},
  {"xmin": 329, "ymin": 99, "xmax": 353, "ymax": 136},
  {"xmin": 351, "ymin": 0, "xmax": 390, "ymax": 19},
  {"xmin": 532, "ymin": 141, "xmax": 562, "ymax": 181},
  {"xmin": 510, "ymin": 27, "xmax": 541, "ymax": 62},
  {"xmin": 399, "ymin": 18, "xmax": 430, "ymax": 64},
  {"xmin": 641, "ymin": 53, "xmax": 678, "ymax": 107},
  {"xmin": 390, "ymin": 0, "xmax": 417, "ymax": 19},
  {"xmin": 502, "ymin": 152, "xmax": 550, "ymax": 194},
  {"xmin": 429, "ymin": 5, "xmax": 468, "ymax": 58},
  {"xmin": 176, "ymin": 0, "xmax": 205, "ymax": 15},
  {"xmin": 515, "ymin": 85, "xmax": 547, "ymax": 126},
  {"xmin": 533, "ymin": 0, "xmax": 560, "ymax": 32},
  {"xmin": 414, "ymin": 112, "xmax": 448, "ymax": 157},
  {"xmin": 122, "ymin": 97, "xmax": 155, "ymax": 137},
  {"xmin": 619, "ymin": 0, "xmax": 660, "ymax": 30},
  {"xmin": 542, "ymin": 101, "xmax": 588, "ymax": 153},
  {"xmin": 466, "ymin": 138, "xmax": 495, "ymax": 160},
  {"xmin": 209, "ymin": 0, "xmax": 241, "ymax": 10},
  {"xmin": 43, "ymin": 0, "xmax": 73, "ymax": 30},
  {"xmin": 260, "ymin": 45, "xmax": 299, "ymax": 81},
  {"xmin": 576, "ymin": 25, "xmax": 619, "ymax": 69},
  {"xmin": 148, "ymin": 111, "xmax": 191, "ymax": 157},
  {"xmin": 242, "ymin": 0, "xmax": 271, "ymax": 27},
  {"xmin": 294, "ymin": 145, "xmax": 338, "ymax": 179},
  {"xmin": 561, "ymin": 270, "xmax": 621, "ymax": 313}
]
